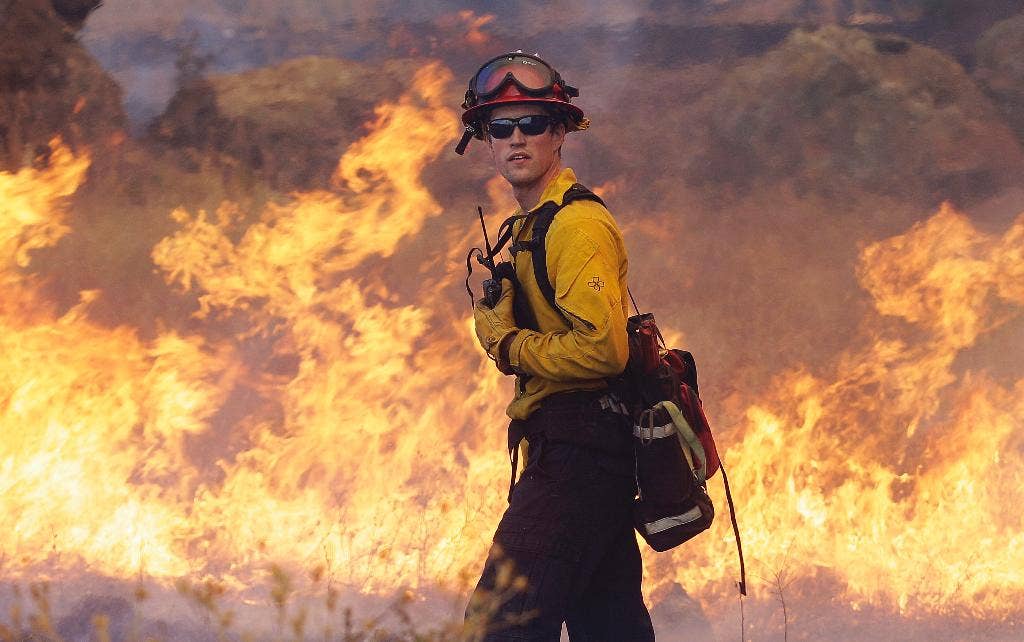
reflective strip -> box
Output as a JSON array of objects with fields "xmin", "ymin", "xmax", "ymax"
[
  {"xmin": 643, "ymin": 506, "xmax": 705, "ymax": 534},
  {"xmin": 633, "ymin": 422, "xmax": 676, "ymax": 440}
]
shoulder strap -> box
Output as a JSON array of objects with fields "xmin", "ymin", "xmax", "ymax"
[
  {"xmin": 490, "ymin": 213, "xmax": 528, "ymax": 256},
  {"xmin": 514, "ymin": 183, "xmax": 605, "ymax": 325}
]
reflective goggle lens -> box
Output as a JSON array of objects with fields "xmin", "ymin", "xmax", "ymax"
[
  {"xmin": 474, "ymin": 56, "xmax": 556, "ymax": 97},
  {"xmin": 487, "ymin": 115, "xmax": 553, "ymax": 139}
]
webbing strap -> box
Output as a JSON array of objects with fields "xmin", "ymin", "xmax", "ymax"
[
  {"xmin": 525, "ymin": 201, "xmax": 565, "ymax": 324},
  {"xmin": 492, "ymin": 213, "xmax": 528, "ymax": 256},
  {"xmin": 634, "ymin": 421, "xmax": 675, "ymax": 442},
  {"xmin": 633, "ymin": 422, "xmax": 676, "ymax": 440},
  {"xmin": 720, "ymin": 462, "xmax": 747, "ymax": 596}
]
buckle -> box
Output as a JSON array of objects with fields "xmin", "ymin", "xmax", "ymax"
[{"xmin": 598, "ymin": 393, "xmax": 630, "ymax": 416}]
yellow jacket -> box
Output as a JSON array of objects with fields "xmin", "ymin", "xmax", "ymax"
[{"xmin": 505, "ymin": 168, "xmax": 630, "ymax": 419}]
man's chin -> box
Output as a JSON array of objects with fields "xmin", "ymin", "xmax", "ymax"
[{"xmin": 503, "ymin": 168, "xmax": 542, "ymax": 187}]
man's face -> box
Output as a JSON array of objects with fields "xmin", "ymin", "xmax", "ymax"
[{"xmin": 486, "ymin": 103, "xmax": 566, "ymax": 190}]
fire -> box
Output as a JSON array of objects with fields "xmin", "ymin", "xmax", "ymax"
[
  {"xmin": 2, "ymin": 57, "xmax": 1022, "ymax": 635},
  {"xmin": 0, "ymin": 140, "xmax": 88, "ymax": 279},
  {"xmin": 147, "ymin": 62, "xmax": 521, "ymax": 595},
  {"xmin": 0, "ymin": 141, "xmax": 229, "ymax": 579},
  {"xmin": 455, "ymin": 11, "xmax": 495, "ymax": 47},
  {"xmin": 435, "ymin": 11, "xmax": 495, "ymax": 49},
  {"xmin": 2, "ymin": 64, "xmax": 508, "ymax": 593},
  {"xmin": 659, "ymin": 204, "xmax": 1024, "ymax": 618}
]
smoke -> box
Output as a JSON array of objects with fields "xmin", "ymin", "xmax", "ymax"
[
  {"xmin": 4, "ymin": 1, "xmax": 1024, "ymax": 640},
  {"xmin": 82, "ymin": 1, "xmax": 1022, "ymax": 126}
]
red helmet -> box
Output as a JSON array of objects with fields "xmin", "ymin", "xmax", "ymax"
[{"xmin": 455, "ymin": 52, "xmax": 588, "ymax": 155}]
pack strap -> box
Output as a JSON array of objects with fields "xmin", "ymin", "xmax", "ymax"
[
  {"xmin": 491, "ymin": 213, "xmax": 528, "ymax": 256},
  {"xmin": 511, "ymin": 184, "xmax": 606, "ymax": 326},
  {"xmin": 721, "ymin": 461, "xmax": 747, "ymax": 596},
  {"xmin": 524, "ymin": 200, "xmax": 566, "ymax": 324},
  {"xmin": 633, "ymin": 422, "xmax": 676, "ymax": 440}
]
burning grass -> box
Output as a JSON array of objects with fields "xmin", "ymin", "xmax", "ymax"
[{"xmin": 2, "ymin": 27, "xmax": 1024, "ymax": 641}]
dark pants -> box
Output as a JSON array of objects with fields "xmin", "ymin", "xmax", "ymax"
[{"xmin": 466, "ymin": 396, "xmax": 655, "ymax": 641}]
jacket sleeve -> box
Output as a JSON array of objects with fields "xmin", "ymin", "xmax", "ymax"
[{"xmin": 506, "ymin": 213, "xmax": 629, "ymax": 381}]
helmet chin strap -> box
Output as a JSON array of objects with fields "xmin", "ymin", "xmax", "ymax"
[{"xmin": 455, "ymin": 125, "xmax": 478, "ymax": 155}]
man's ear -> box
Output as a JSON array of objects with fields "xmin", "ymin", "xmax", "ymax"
[{"xmin": 551, "ymin": 121, "xmax": 567, "ymax": 146}]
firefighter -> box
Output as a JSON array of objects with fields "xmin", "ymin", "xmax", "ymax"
[{"xmin": 461, "ymin": 52, "xmax": 655, "ymax": 642}]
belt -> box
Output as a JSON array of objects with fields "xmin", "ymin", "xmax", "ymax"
[
  {"xmin": 533, "ymin": 389, "xmax": 631, "ymax": 418},
  {"xmin": 505, "ymin": 390, "xmax": 633, "ymax": 501}
]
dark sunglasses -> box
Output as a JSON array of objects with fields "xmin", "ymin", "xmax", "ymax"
[{"xmin": 487, "ymin": 115, "xmax": 554, "ymax": 139}]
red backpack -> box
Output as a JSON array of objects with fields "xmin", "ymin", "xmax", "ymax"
[{"xmin": 618, "ymin": 312, "xmax": 746, "ymax": 596}]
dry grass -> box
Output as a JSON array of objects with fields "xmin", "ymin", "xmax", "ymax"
[{"xmin": 0, "ymin": 553, "xmax": 529, "ymax": 642}]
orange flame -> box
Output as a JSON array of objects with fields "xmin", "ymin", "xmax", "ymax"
[
  {"xmin": 659, "ymin": 204, "xmax": 1024, "ymax": 618},
  {"xmin": 435, "ymin": 11, "xmax": 495, "ymax": 49},
  {"xmin": 0, "ymin": 140, "xmax": 88, "ymax": 277},
  {"xmin": 1, "ymin": 141, "xmax": 235, "ymax": 579},
  {"xmin": 147, "ymin": 61, "xmax": 512, "ymax": 594},
  {"xmin": 455, "ymin": 10, "xmax": 495, "ymax": 47},
  {"xmin": 2, "ymin": 59, "xmax": 1022, "ymax": 635}
]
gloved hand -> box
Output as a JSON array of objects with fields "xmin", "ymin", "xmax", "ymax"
[{"xmin": 474, "ymin": 278, "xmax": 519, "ymax": 367}]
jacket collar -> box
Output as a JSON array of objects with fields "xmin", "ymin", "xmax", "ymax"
[{"xmin": 522, "ymin": 167, "xmax": 578, "ymax": 214}]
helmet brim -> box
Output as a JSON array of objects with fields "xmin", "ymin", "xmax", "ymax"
[{"xmin": 462, "ymin": 96, "xmax": 585, "ymax": 132}]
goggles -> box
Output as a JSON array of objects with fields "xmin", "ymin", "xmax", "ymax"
[
  {"xmin": 464, "ymin": 53, "xmax": 578, "ymax": 108},
  {"xmin": 486, "ymin": 114, "xmax": 554, "ymax": 139}
]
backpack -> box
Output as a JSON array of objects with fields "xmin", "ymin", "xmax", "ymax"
[{"xmin": 484, "ymin": 183, "xmax": 746, "ymax": 596}]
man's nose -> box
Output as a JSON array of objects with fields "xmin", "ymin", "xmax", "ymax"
[{"xmin": 509, "ymin": 126, "xmax": 526, "ymax": 145}]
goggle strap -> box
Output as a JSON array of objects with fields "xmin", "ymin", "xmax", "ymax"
[{"xmin": 454, "ymin": 126, "xmax": 476, "ymax": 155}]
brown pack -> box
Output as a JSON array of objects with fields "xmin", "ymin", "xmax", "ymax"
[{"xmin": 616, "ymin": 312, "xmax": 746, "ymax": 595}]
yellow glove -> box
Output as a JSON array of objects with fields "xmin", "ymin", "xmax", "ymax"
[{"xmin": 473, "ymin": 278, "xmax": 518, "ymax": 363}]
